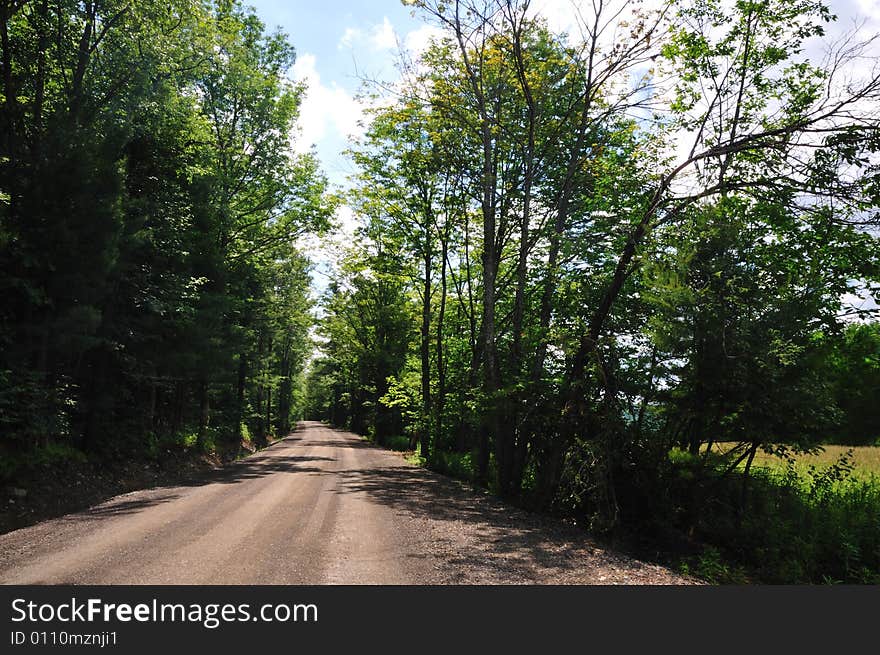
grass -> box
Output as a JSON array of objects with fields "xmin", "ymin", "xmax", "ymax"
[
  {"xmin": 662, "ymin": 443, "xmax": 880, "ymax": 583},
  {"xmin": 705, "ymin": 443, "xmax": 880, "ymax": 480}
]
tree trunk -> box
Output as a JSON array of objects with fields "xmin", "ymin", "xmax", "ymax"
[
  {"xmin": 80, "ymin": 345, "xmax": 108, "ymax": 453},
  {"xmin": 254, "ymin": 331, "xmax": 266, "ymax": 447},
  {"xmin": 196, "ymin": 380, "xmax": 209, "ymax": 449},
  {"xmin": 435, "ymin": 231, "xmax": 448, "ymax": 461},
  {"xmin": 170, "ymin": 381, "xmax": 184, "ymax": 437},
  {"xmin": 266, "ymin": 386, "xmax": 272, "ymax": 442},
  {"xmin": 420, "ymin": 247, "xmax": 432, "ymax": 461},
  {"xmin": 1, "ymin": 2, "xmax": 18, "ymax": 207},
  {"xmin": 69, "ymin": 1, "xmax": 95, "ymax": 122},
  {"xmin": 33, "ymin": 0, "xmax": 48, "ymax": 140},
  {"xmin": 264, "ymin": 333, "xmax": 273, "ymax": 441},
  {"xmin": 148, "ymin": 379, "xmax": 157, "ymax": 436},
  {"xmin": 499, "ymin": 7, "xmax": 540, "ymax": 499},
  {"xmin": 447, "ymin": 8, "xmax": 499, "ymax": 486},
  {"xmin": 740, "ymin": 442, "xmax": 758, "ymax": 515},
  {"xmin": 236, "ymin": 352, "xmax": 247, "ymax": 442},
  {"xmin": 278, "ymin": 337, "xmax": 292, "ymax": 436},
  {"xmin": 476, "ymin": 112, "xmax": 499, "ymax": 487}
]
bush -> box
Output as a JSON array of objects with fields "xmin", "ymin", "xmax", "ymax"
[
  {"xmin": 685, "ymin": 463, "xmax": 880, "ymax": 583},
  {"xmin": 0, "ymin": 441, "xmax": 88, "ymax": 482},
  {"xmin": 430, "ymin": 450, "xmax": 474, "ymax": 482},
  {"xmin": 384, "ymin": 434, "xmax": 412, "ymax": 452},
  {"xmin": 679, "ymin": 546, "xmax": 749, "ymax": 584}
]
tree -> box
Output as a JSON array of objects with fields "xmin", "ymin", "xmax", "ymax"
[
  {"xmin": 311, "ymin": 228, "xmax": 413, "ymax": 442},
  {"xmin": 326, "ymin": 0, "xmax": 880, "ymax": 530},
  {"xmin": 0, "ymin": 0, "xmax": 333, "ymax": 467}
]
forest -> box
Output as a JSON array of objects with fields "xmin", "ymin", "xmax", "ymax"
[
  {"xmin": 2, "ymin": 0, "xmax": 880, "ymax": 583},
  {"xmin": 0, "ymin": 0, "xmax": 334, "ymax": 463}
]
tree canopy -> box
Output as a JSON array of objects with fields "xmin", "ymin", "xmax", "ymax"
[
  {"xmin": 308, "ymin": 0, "xmax": 880, "ymax": 535},
  {"xmin": 0, "ymin": 0, "xmax": 334, "ymax": 459}
]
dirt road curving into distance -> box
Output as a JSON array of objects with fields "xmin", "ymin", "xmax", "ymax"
[{"xmin": 0, "ymin": 421, "xmax": 693, "ymax": 584}]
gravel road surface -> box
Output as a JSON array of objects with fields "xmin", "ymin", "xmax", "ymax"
[{"xmin": 0, "ymin": 421, "xmax": 693, "ymax": 584}]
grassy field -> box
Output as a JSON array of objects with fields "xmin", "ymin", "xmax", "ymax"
[
  {"xmin": 674, "ymin": 441, "xmax": 880, "ymax": 583},
  {"xmin": 707, "ymin": 443, "xmax": 880, "ymax": 480}
]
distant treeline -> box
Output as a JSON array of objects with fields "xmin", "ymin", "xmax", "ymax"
[{"xmin": 0, "ymin": 0, "xmax": 333, "ymax": 464}]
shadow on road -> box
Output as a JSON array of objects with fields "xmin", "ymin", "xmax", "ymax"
[
  {"xmin": 299, "ymin": 438, "xmax": 372, "ymax": 450},
  {"xmin": 60, "ymin": 451, "xmax": 337, "ymax": 522},
  {"xmin": 334, "ymin": 465, "xmax": 600, "ymax": 581},
  {"xmin": 209, "ymin": 455, "xmax": 335, "ymax": 484},
  {"xmin": 77, "ymin": 495, "xmax": 185, "ymax": 519}
]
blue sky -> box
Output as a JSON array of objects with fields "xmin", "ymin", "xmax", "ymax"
[{"xmin": 249, "ymin": 1, "xmax": 432, "ymax": 187}]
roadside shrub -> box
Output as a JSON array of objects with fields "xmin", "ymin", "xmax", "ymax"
[
  {"xmin": 431, "ymin": 451, "xmax": 474, "ymax": 482},
  {"xmin": 384, "ymin": 434, "xmax": 412, "ymax": 452},
  {"xmin": 685, "ymin": 462, "xmax": 880, "ymax": 583},
  {"xmin": 0, "ymin": 441, "xmax": 88, "ymax": 483}
]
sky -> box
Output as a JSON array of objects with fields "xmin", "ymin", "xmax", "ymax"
[
  {"xmin": 249, "ymin": 0, "xmax": 430, "ymax": 187},
  {"xmin": 246, "ymin": 0, "xmax": 880, "ymax": 311},
  {"xmin": 248, "ymin": 0, "xmax": 879, "ymax": 190},
  {"xmin": 248, "ymin": 0, "xmax": 443, "ymax": 278}
]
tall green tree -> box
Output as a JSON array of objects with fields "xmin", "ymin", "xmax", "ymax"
[{"xmin": 0, "ymin": 0, "xmax": 333, "ymax": 465}]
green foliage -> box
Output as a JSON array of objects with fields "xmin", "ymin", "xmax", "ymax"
[
  {"xmin": 696, "ymin": 465, "xmax": 880, "ymax": 584},
  {"xmin": 304, "ymin": 229, "xmax": 413, "ymax": 441},
  {"xmin": 315, "ymin": 0, "xmax": 880, "ymax": 584},
  {"xmin": 0, "ymin": 442, "xmax": 88, "ymax": 482},
  {"xmin": 3, "ymin": 0, "xmax": 879, "ymax": 586},
  {"xmin": 680, "ymin": 546, "xmax": 750, "ymax": 585},
  {"xmin": 383, "ymin": 435, "xmax": 414, "ymax": 452},
  {"xmin": 431, "ymin": 451, "xmax": 475, "ymax": 482},
  {"xmin": 0, "ymin": 0, "xmax": 332, "ymax": 463},
  {"xmin": 820, "ymin": 323, "xmax": 880, "ymax": 444},
  {"xmin": 381, "ymin": 363, "xmax": 424, "ymax": 442}
]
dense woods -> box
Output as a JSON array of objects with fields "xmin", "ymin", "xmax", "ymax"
[
  {"xmin": 305, "ymin": 0, "xmax": 880, "ymax": 581},
  {"xmin": 0, "ymin": 0, "xmax": 333, "ymax": 467}
]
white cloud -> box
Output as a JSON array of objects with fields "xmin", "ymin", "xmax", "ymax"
[
  {"xmin": 529, "ymin": 0, "xmax": 879, "ymax": 42},
  {"xmin": 528, "ymin": 0, "xmax": 670, "ymax": 42},
  {"xmin": 339, "ymin": 27, "xmax": 363, "ymax": 49},
  {"xmin": 371, "ymin": 17, "xmax": 397, "ymax": 50},
  {"xmin": 842, "ymin": 289, "xmax": 880, "ymax": 320},
  {"xmin": 530, "ymin": 0, "xmax": 580, "ymax": 36},
  {"xmin": 854, "ymin": 0, "xmax": 880, "ymax": 22},
  {"xmin": 404, "ymin": 24, "xmax": 444, "ymax": 54},
  {"xmin": 338, "ymin": 17, "xmax": 398, "ymax": 52},
  {"xmin": 291, "ymin": 53, "xmax": 366, "ymax": 155}
]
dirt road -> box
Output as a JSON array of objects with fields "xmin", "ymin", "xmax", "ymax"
[{"xmin": 0, "ymin": 421, "xmax": 691, "ymax": 584}]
